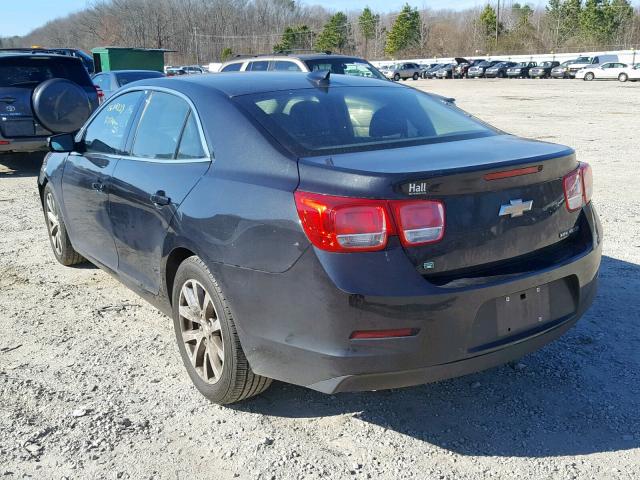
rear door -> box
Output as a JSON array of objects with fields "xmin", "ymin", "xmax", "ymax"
[
  {"xmin": 61, "ymin": 90, "xmax": 144, "ymax": 269},
  {"xmin": 109, "ymin": 90, "xmax": 210, "ymax": 293}
]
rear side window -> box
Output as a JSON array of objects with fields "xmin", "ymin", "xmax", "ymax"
[
  {"xmin": 248, "ymin": 61, "xmax": 269, "ymax": 71},
  {"xmin": 84, "ymin": 91, "xmax": 143, "ymax": 154},
  {"xmin": 221, "ymin": 63, "xmax": 242, "ymax": 72},
  {"xmin": 272, "ymin": 61, "xmax": 302, "ymax": 72},
  {"xmin": 0, "ymin": 56, "xmax": 92, "ymax": 87},
  {"xmin": 176, "ymin": 112, "xmax": 206, "ymax": 159},
  {"xmin": 131, "ymin": 91, "xmax": 190, "ymax": 159},
  {"xmin": 235, "ymin": 86, "xmax": 494, "ymax": 156}
]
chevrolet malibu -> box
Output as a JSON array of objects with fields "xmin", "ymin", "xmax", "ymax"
[{"xmin": 39, "ymin": 72, "xmax": 602, "ymax": 404}]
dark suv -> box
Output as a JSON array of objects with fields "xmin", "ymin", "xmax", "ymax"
[{"xmin": 0, "ymin": 53, "xmax": 99, "ymax": 154}]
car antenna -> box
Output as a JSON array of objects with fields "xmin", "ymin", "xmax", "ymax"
[{"xmin": 307, "ymin": 70, "xmax": 330, "ymax": 88}]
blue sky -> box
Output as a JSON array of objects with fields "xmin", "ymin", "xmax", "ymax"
[{"xmin": 2, "ymin": 0, "xmax": 638, "ymax": 37}]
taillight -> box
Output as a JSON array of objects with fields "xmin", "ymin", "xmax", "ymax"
[
  {"xmin": 563, "ymin": 162, "xmax": 592, "ymax": 212},
  {"xmin": 94, "ymin": 85, "xmax": 104, "ymax": 104},
  {"xmin": 294, "ymin": 191, "xmax": 446, "ymax": 252},
  {"xmin": 294, "ymin": 191, "xmax": 391, "ymax": 252},
  {"xmin": 390, "ymin": 200, "xmax": 445, "ymax": 246}
]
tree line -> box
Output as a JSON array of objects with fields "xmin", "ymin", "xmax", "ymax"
[{"xmin": 1, "ymin": 0, "xmax": 638, "ymax": 65}]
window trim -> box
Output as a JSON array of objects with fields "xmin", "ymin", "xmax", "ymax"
[{"xmin": 77, "ymin": 86, "xmax": 212, "ymax": 163}]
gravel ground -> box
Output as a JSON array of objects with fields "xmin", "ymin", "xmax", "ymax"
[{"xmin": 1, "ymin": 79, "xmax": 639, "ymax": 480}]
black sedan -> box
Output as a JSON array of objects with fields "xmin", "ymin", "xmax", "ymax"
[
  {"xmin": 506, "ymin": 62, "xmax": 537, "ymax": 78},
  {"xmin": 92, "ymin": 70, "xmax": 164, "ymax": 99},
  {"xmin": 38, "ymin": 72, "xmax": 602, "ymax": 404},
  {"xmin": 529, "ymin": 61, "xmax": 561, "ymax": 78},
  {"xmin": 485, "ymin": 61, "xmax": 518, "ymax": 78}
]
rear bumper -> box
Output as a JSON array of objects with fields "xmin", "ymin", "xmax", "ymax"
[
  {"xmin": 0, "ymin": 136, "xmax": 48, "ymax": 153},
  {"xmin": 215, "ymin": 205, "xmax": 602, "ymax": 394}
]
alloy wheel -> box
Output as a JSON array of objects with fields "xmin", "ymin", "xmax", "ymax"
[
  {"xmin": 45, "ymin": 192, "xmax": 62, "ymax": 256},
  {"xmin": 178, "ymin": 279, "xmax": 224, "ymax": 384}
]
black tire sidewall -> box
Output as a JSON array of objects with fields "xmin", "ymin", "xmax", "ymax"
[
  {"xmin": 171, "ymin": 257, "xmax": 238, "ymax": 403},
  {"xmin": 394, "ymin": 73, "xmax": 400, "ymax": 81}
]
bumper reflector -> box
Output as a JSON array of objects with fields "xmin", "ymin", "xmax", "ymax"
[{"xmin": 350, "ymin": 328, "xmax": 419, "ymax": 340}]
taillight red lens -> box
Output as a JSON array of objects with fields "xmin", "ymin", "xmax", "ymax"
[
  {"xmin": 294, "ymin": 191, "xmax": 446, "ymax": 252},
  {"xmin": 391, "ymin": 200, "xmax": 445, "ymax": 246},
  {"xmin": 563, "ymin": 162, "xmax": 592, "ymax": 212},
  {"xmin": 294, "ymin": 191, "xmax": 391, "ymax": 252}
]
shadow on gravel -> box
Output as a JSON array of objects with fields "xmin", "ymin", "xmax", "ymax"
[
  {"xmin": 239, "ymin": 255, "xmax": 640, "ymax": 458},
  {"xmin": 0, "ymin": 152, "xmax": 45, "ymax": 178}
]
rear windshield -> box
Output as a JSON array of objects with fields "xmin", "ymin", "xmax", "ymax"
[
  {"xmin": 235, "ymin": 86, "xmax": 495, "ymax": 156},
  {"xmin": 304, "ymin": 58, "xmax": 386, "ymax": 80},
  {"xmin": 0, "ymin": 56, "xmax": 92, "ymax": 88},
  {"xmin": 115, "ymin": 71, "xmax": 164, "ymax": 86}
]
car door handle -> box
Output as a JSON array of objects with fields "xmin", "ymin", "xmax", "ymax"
[
  {"xmin": 91, "ymin": 182, "xmax": 105, "ymax": 193},
  {"xmin": 150, "ymin": 191, "xmax": 171, "ymax": 206}
]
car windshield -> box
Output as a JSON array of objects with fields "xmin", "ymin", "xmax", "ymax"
[
  {"xmin": 304, "ymin": 59, "xmax": 386, "ymax": 80},
  {"xmin": 0, "ymin": 56, "xmax": 91, "ymax": 87},
  {"xmin": 561, "ymin": 61, "xmax": 574, "ymax": 66},
  {"xmin": 575, "ymin": 57, "xmax": 592, "ymax": 63},
  {"xmin": 235, "ymin": 86, "xmax": 495, "ymax": 156},
  {"xmin": 115, "ymin": 71, "xmax": 163, "ymax": 86},
  {"xmin": 540, "ymin": 62, "xmax": 554, "ymax": 67},
  {"xmin": 516, "ymin": 62, "xmax": 527, "ymax": 67},
  {"xmin": 478, "ymin": 61, "xmax": 493, "ymax": 67}
]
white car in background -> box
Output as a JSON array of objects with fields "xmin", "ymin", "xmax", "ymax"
[
  {"xmin": 576, "ymin": 62, "xmax": 630, "ymax": 81},
  {"xmin": 618, "ymin": 64, "xmax": 640, "ymax": 82}
]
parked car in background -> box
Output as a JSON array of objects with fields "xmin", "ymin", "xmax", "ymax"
[
  {"xmin": 166, "ymin": 67, "xmax": 187, "ymax": 76},
  {"xmin": 220, "ymin": 53, "xmax": 386, "ymax": 80},
  {"xmin": 182, "ymin": 65, "xmax": 205, "ymax": 74},
  {"xmin": 423, "ymin": 64, "xmax": 445, "ymax": 79},
  {"xmin": 576, "ymin": 62, "xmax": 630, "ymax": 81},
  {"xmin": 92, "ymin": 70, "xmax": 164, "ymax": 99},
  {"xmin": 435, "ymin": 64, "xmax": 455, "ymax": 79},
  {"xmin": 381, "ymin": 62, "xmax": 422, "ymax": 81},
  {"xmin": 529, "ymin": 61, "xmax": 560, "ymax": 78},
  {"xmin": 618, "ymin": 64, "xmax": 640, "ymax": 82},
  {"xmin": 455, "ymin": 59, "xmax": 483, "ymax": 78},
  {"xmin": 485, "ymin": 61, "xmax": 518, "ymax": 78},
  {"xmin": 551, "ymin": 60, "xmax": 577, "ymax": 79},
  {"xmin": 0, "ymin": 47, "xmax": 95, "ymax": 73},
  {"xmin": 39, "ymin": 71, "xmax": 601, "ymax": 405},
  {"xmin": 0, "ymin": 52, "xmax": 98, "ymax": 153},
  {"xmin": 419, "ymin": 63, "xmax": 437, "ymax": 78},
  {"xmin": 506, "ymin": 61, "xmax": 537, "ymax": 78},
  {"xmin": 468, "ymin": 60, "xmax": 500, "ymax": 78},
  {"xmin": 568, "ymin": 55, "xmax": 618, "ymax": 78}
]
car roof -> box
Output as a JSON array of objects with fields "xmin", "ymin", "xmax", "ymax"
[
  {"xmin": 0, "ymin": 52, "xmax": 80, "ymax": 61},
  {"xmin": 129, "ymin": 71, "xmax": 397, "ymax": 98},
  {"xmin": 225, "ymin": 53, "xmax": 367, "ymax": 63},
  {"xmin": 104, "ymin": 69, "xmax": 163, "ymax": 74}
]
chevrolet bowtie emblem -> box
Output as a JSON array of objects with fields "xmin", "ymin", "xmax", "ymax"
[{"xmin": 499, "ymin": 199, "xmax": 533, "ymax": 218}]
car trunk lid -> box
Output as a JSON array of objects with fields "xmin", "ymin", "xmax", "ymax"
[{"xmin": 297, "ymin": 134, "xmax": 585, "ymax": 278}]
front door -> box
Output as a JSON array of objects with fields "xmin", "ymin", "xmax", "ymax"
[
  {"xmin": 108, "ymin": 90, "xmax": 210, "ymax": 294},
  {"xmin": 61, "ymin": 90, "xmax": 144, "ymax": 269}
]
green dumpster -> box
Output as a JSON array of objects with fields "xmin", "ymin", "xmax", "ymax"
[{"xmin": 91, "ymin": 47, "xmax": 167, "ymax": 73}]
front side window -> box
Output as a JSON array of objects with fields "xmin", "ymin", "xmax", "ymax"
[
  {"xmin": 131, "ymin": 91, "xmax": 189, "ymax": 159},
  {"xmin": 84, "ymin": 91, "xmax": 143, "ymax": 154},
  {"xmin": 235, "ymin": 86, "xmax": 495, "ymax": 157}
]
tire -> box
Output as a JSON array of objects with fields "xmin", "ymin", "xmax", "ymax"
[
  {"xmin": 393, "ymin": 73, "xmax": 400, "ymax": 81},
  {"xmin": 412, "ymin": 72, "xmax": 419, "ymax": 80},
  {"xmin": 585, "ymin": 72, "xmax": 595, "ymax": 81},
  {"xmin": 619, "ymin": 73, "xmax": 628, "ymax": 83},
  {"xmin": 43, "ymin": 183, "xmax": 85, "ymax": 266},
  {"xmin": 172, "ymin": 256, "xmax": 272, "ymax": 404}
]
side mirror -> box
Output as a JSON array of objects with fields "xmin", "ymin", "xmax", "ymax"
[{"xmin": 48, "ymin": 133, "xmax": 80, "ymax": 153}]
